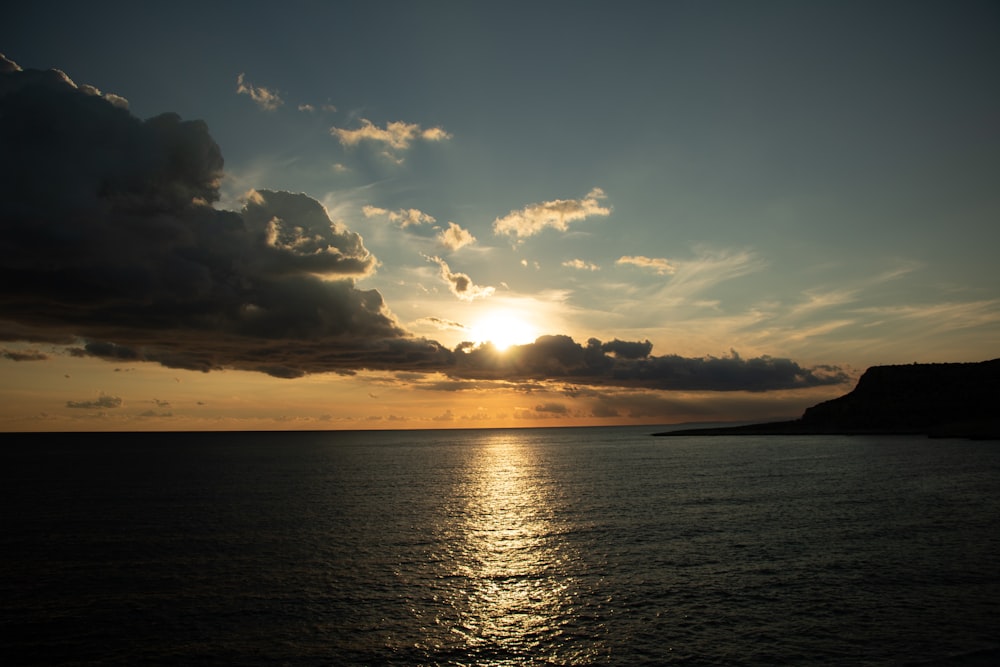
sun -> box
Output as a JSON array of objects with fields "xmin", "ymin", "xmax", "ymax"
[{"xmin": 470, "ymin": 311, "xmax": 539, "ymax": 351}]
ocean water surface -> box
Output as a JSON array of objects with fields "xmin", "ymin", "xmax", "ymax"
[{"xmin": 2, "ymin": 426, "xmax": 999, "ymax": 665}]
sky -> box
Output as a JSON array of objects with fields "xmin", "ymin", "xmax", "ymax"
[{"xmin": 1, "ymin": 0, "xmax": 997, "ymax": 431}]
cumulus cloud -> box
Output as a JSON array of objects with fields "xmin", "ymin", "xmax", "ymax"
[
  {"xmin": 331, "ymin": 118, "xmax": 451, "ymax": 150},
  {"xmin": 437, "ymin": 222, "xmax": 476, "ymax": 251},
  {"xmin": 0, "ymin": 59, "xmax": 452, "ymax": 378},
  {"xmin": 493, "ymin": 188, "xmax": 610, "ymax": 238},
  {"xmin": 362, "ymin": 205, "xmax": 435, "ymax": 228},
  {"xmin": 0, "ymin": 54, "xmax": 129, "ymax": 109},
  {"xmin": 563, "ymin": 258, "xmax": 600, "ymax": 271},
  {"xmin": 243, "ymin": 189, "xmax": 377, "ymax": 277},
  {"xmin": 67, "ymin": 393, "xmax": 123, "ymax": 409},
  {"xmin": 617, "ymin": 255, "xmax": 676, "ymax": 275},
  {"xmin": 428, "ymin": 256, "xmax": 495, "ymax": 301},
  {"xmin": 236, "ymin": 73, "xmax": 283, "ymax": 111}
]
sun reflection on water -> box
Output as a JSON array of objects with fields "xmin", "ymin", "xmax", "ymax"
[{"xmin": 435, "ymin": 434, "xmax": 592, "ymax": 664}]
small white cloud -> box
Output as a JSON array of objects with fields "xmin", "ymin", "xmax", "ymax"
[
  {"xmin": 563, "ymin": 258, "xmax": 601, "ymax": 271},
  {"xmin": 330, "ymin": 118, "xmax": 451, "ymax": 150},
  {"xmin": 617, "ymin": 255, "xmax": 676, "ymax": 275},
  {"xmin": 494, "ymin": 188, "xmax": 610, "ymax": 238},
  {"xmin": 438, "ymin": 222, "xmax": 476, "ymax": 251},
  {"xmin": 428, "ymin": 256, "xmax": 494, "ymax": 301},
  {"xmin": 363, "ymin": 205, "xmax": 435, "ymax": 228},
  {"xmin": 236, "ymin": 73, "xmax": 283, "ymax": 111}
]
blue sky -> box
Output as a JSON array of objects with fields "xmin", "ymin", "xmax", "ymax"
[{"xmin": 1, "ymin": 1, "xmax": 997, "ymax": 430}]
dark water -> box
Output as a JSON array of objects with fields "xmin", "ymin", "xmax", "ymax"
[{"xmin": 2, "ymin": 427, "xmax": 999, "ymax": 666}]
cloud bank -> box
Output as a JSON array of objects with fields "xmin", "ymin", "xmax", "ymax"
[
  {"xmin": 453, "ymin": 337, "xmax": 845, "ymax": 391},
  {"xmin": 0, "ymin": 56, "xmax": 846, "ymax": 392}
]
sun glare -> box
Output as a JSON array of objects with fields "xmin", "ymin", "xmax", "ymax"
[{"xmin": 471, "ymin": 311, "xmax": 538, "ymax": 351}]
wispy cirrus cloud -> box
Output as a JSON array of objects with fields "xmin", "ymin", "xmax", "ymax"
[
  {"xmin": 236, "ymin": 73, "xmax": 283, "ymax": 111},
  {"xmin": 656, "ymin": 249, "xmax": 765, "ymax": 301},
  {"xmin": 493, "ymin": 188, "xmax": 610, "ymax": 238},
  {"xmin": 617, "ymin": 255, "xmax": 675, "ymax": 275},
  {"xmin": 855, "ymin": 299, "xmax": 1000, "ymax": 334},
  {"xmin": 415, "ymin": 316, "xmax": 469, "ymax": 333}
]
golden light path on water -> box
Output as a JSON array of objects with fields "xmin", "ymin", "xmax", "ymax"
[{"xmin": 432, "ymin": 434, "xmax": 602, "ymax": 664}]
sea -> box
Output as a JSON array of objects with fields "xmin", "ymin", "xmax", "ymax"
[{"xmin": 2, "ymin": 426, "xmax": 999, "ymax": 666}]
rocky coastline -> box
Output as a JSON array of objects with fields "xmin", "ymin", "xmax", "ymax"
[{"xmin": 654, "ymin": 359, "xmax": 1000, "ymax": 440}]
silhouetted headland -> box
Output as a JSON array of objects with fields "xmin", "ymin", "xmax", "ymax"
[{"xmin": 655, "ymin": 359, "xmax": 1000, "ymax": 440}]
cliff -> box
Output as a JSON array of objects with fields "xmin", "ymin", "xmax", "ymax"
[{"xmin": 655, "ymin": 359, "xmax": 1000, "ymax": 439}]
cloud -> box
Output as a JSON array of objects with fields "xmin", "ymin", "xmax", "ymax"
[
  {"xmin": 0, "ymin": 60, "xmax": 453, "ymax": 378},
  {"xmin": 617, "ymin": 255, "xmax": 676, "ymax": 275},
  {"xmin": 659, "ymin": 249, "xmax": 764, "ymax": 299},
  {"xmin": 493, "ymin": 188, "xmax": 610, "ymax": 238},
  {"xmin": 563, "ymin": 259, "xmax": 600, "ymax": 271},
  {"xmin": 0, "ymin": 58, "xmax": 845, "ymax": 393},
  {"xmin": 137, "ymin": 409, "xmax": 172, "ymax": 418},
  {"xmin": 601, "ymin": 339, "xmax": 653, "ymax": 359},
  {"xmin": 417, "ymin": 316, "xmax": 469, "ymax": 332},
  {"xmin": 437, "ymin": 222, "xmax": 476, "ymax": 251},
  {"xmin": 535, "ymin": 402, "xmax": 568, "ymax": 414},
  {"xmin": 428, "ymin": 256, "xmax": 495, "ymax": 301},
  {"xmin": 67, "ymin": 393, "xmax": 123, "ymax": 409},
  {"xmin": 1, "ymin": 348, "xmax": 48, "ymax": 361},
  {"xmin": 0, "ymin": 54, "xmax": 129, "ymax": 109},
  {"xmin": 454, "ymin": 337, "xmax": 848, "ymax": 391},
  {"xmin": 331, "ymin": 118, "xmax": 451, "ymax": 150},
  {"xmin": 297, "ymin": 103, "xmax": 336, "ymax": 113},
  {"xmin": 236, "ymin": 73, "xmax": 283, "ymax": 111},
  {"xmin": 362, "ymin": 205, "xmax": 436, "ymax": 227}
]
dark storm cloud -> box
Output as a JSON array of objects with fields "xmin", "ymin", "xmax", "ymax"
[
  {"xmin": 601, "ymin": 338, "xmax": 653, "ymax": 359},
  {"xmin": 0, "ymin": 56, "xmax": 847, "ymax": 392},
  {"xmin": 0, "ymin": 55, "xmax": 451, "ymax": 377},
  {"xmin": 453, "ymin": 337, "xmax": 847, "ymax": 391}
]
